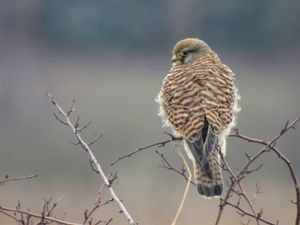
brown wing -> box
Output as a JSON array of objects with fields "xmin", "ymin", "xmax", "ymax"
[{"xmin": 160, "ymin": 52, "xmax": 236, "ymax": 142}]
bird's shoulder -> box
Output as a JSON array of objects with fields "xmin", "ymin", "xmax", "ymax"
[
  {"xmin": 161, "ymin": 52, "xmax": 233, "ymax": 99},
  {"xmin": 159, "ymin": 52, "xmax": 238, "ymax": 134}
]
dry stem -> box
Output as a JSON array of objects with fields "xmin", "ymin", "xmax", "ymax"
[{"xmin": 170, "ymin": 142, "xmax": 192, "ymax": 225}]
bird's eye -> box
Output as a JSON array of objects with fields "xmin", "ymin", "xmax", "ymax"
[{"xmin": 182, "ymin": 51, "xmax": 188, "ymax": 56}]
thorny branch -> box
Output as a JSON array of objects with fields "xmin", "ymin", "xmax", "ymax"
[
  {"xmin": 221, "ymin": 117, "xmax": 300, "ymax": 224},
  {"xmin": 0, "ymin": 202, "xmax": 80, "ymax": 225},
  {"xmin": 0, "ymin": 190, "xmax": 115, "ymax": 225},
  {"xmin": 47, "ymin": 93, "xmax": 137, "ymax": 225},
  {"xmin": 0, "ymin": 95, "xmax": 133, "ymax": 225},
  {"xmin": 224, "ymin": 116, "xmax": 300, "ymax": 225},
  {"xmin": 225, "ymin": 201, "xmax": 276, "ymax": 225},
  {"xmin": 83, "ymin": 175, "xmax": 115, "ymax": 225},
  {"xmin": 1, "ymin": 92, "xmax": 298, "ymax": 225},
  {"xmin": 216, "ymin": 150, "xmax": 261, "ymax": 225},
  {"xmin": 42, "ymin": 195, "xmax": 65, "ymax": 217},
  {"xmin": 113, "ymin": 116, "xmax": 300, "ymax": 225}
]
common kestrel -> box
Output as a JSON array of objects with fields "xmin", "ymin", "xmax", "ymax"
[{"xmin": 156, "ymin": 38, "xmax": 240, "ymax": 197}]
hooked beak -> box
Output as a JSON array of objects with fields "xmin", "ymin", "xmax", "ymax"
[{"xmin": 171, "ymin": 54, "xmax": 181, "ymax": 65}]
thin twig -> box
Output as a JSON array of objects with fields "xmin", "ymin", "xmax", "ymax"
[
  {"xmin": 155, "ymin": 150, "xmax": 195, "ymax": 185},
  {"xmin": 114, "ymin": 116, "xmax": 299, "ymax": 225},
  {"xmin": 0, "ymin": 174, "xmax": 38, "ymax": 185},
  {"xmin": 83, "ymin": 198, "xmax": 114, "ymax": 225},
  {"xmin": 0, "ymin": 206, "xmax": 80, "ymax": 225},
  {"xmin": 230, "ymin": 116, "xmax": 300, "ymax": 225},
  {"xmin": 47, "ymin": 93, "xmax": 137, "ymax": 225},
  {"xmin": 218, "ymin": 151, "xmax": 260, "ymax": 225},
  {"xmin": 46, "ymin": 195, "xmax": 64, "ymax": 217},
  {"xmin": 225, "ymin": 201, "xmax": 275, "ymax": 225},
  {"xmin": 88, "ymin": 134, "xmax": 103, "ymax": 146},
  {"xmin": 111, "ymin": 136, "xmax": 181, "ymax": 166}
]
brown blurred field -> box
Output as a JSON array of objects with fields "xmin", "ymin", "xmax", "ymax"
[{"xmin": 0, "ymin": 1, "xmax": 300, "ymax": 225}]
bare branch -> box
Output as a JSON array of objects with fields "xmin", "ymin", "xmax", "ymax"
[
  {"xmin": 0, "ymin": 205, "xmax": 79, "ymax": 225},
  {"xmin": 77, "ymin": 121, "xmax": 92, "ymax": 132},
  {"xmin": 94, "ymin": 218, "xmax": 113, "ymax": 225},
  {"xmin": 67, "ymin": 99, "xmax": 76, "ymax": 117},
  {"xmin": 111, "ymin": 135, "xmax": 181, "ymax": 166},
  {"xmin": 156, "ymin": 150, "xmax": 195, "ymax": 185},
  {"xmin": 53, "ymin": 112, "xmax": 68, "ymax": 126},
  {"xmin": 113, "ymin": 115, "xmax": 299, "ymax": 225},
  {"xmin": 46, "ymin": 195, "xmax": 64, "ymax": 217},
  {"xmin": 83, "ymin": 198, "xmax": 114, "ymax": 225},
  {"xmin": 226, "ymin": 201, "xmax": 275, "ymax": 225},
  {"xmin": 230, "ymin": 116, "xmax": 300, "ymax": 225},
  {"xmin": 47, "ymin": 93, "xmax": 137, "ymax": 225},
  {"xmin": 215, "ymin": 149, "xmax": 261, "ymax": 225},
  {"xmin": 0, "ymin": 174, "xmax": 38, "ymax": 185},
  {"xmin": 88, "ymin": 134, "xmax": 103, "ymax": 146}
]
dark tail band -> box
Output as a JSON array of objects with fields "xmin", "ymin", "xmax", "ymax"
[{"xmin": 197, "ymin": 184, "xmax": 223, "ymax": 197}]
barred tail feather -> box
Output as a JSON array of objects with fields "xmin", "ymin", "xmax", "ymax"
[{"xmin": 193, "ymin": 151, "xmax": 223, "ymax": 197}]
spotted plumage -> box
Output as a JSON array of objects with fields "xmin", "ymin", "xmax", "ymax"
[{"xmin": 157, "ymin": 38, "xmax": 240, "ymax": 197}]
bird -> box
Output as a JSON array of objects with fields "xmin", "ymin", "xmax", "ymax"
[{"xmin": 156, "ymin": 38, "xmax": 240, "ymax": 198}]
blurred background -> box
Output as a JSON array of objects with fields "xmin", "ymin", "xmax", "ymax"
[{"xmin": 0, "ymin": 0, "xmax": 299, "ymax": 224}]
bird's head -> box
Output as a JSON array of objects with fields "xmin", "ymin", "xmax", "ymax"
[{"xmin": 171, "ymin": 38, "xmax": 210, "ymax": 66}]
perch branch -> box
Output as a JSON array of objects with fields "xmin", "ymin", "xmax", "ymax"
[
  {"xmin": 111, "ymin": 134, "xmax": 181, "ymax": 166},
  {"xmin": 112, "ymin": 116, "xmax": 299, "ymax": 225}
]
